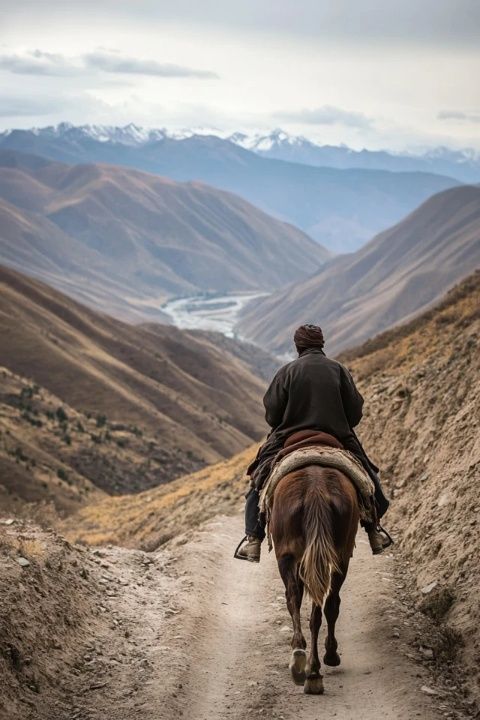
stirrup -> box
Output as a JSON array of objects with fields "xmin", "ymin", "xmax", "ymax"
[
  {"xmin": 233, "ymin": 535, "xmax": 249, "ymax": 561},
  {"xmin": 377, "ymin": 524, "xmax": 394, "ymax": 548}
]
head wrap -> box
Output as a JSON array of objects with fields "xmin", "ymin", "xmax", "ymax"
[{"xmin": 294, "ymin": 324, "xmax": 325, "ymax": 352}]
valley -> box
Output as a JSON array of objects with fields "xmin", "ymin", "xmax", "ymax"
[
  {"xmin": 0, "ymin": 126, "xmax": 462, "ymax": 252},
  {"xmin": 239, "ymin": 185, "xmax": 480, "ymax": 355},
  {"xmin": 0, "ymin": 119, "xmax": 479, "ymax": 720},
  {"xmin": 0, "ymin": 266, "xmax": 274, "ymax": 512},
  {"xmin": 161, "ymin": 290, "xmax": 269, "ymax": 335},
  {"xmin": 0, "ymin": 149, "xmax": 327, "ymax": 323},
  {"xmin": 1, "ymin": 272, "xmax": 478, "ymax": 720}
]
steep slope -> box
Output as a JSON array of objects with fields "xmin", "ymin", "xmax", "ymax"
[
  {"xmin": 239, "ymin": 185, "xmax": 480, "ymax": 355},
  {"xmin": 0, "ymin": 265, "xmax": 269, "ymax": 493},
  {"xmin": 62, "ymin": 445, "xmax": 255, "ymax": 549},
  {"xmin": 0, "ymin": 149, "xmax": 328, "ymax": 321},
  {"xmin": 0, "ymin": 365, "xmax": 222, "ymax": 515},
  {"xmin": 0, "ymin": 129, "xmax": 461, "ymax": 252},
  {"xmin": 341, "ymin": 271, "xmax": 480, "ymax": 701}
]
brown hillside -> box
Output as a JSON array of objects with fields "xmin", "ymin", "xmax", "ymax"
[
  {"xmin": 239, "ymin": 185, "xmax": 480, "ymax": 355},
  {"xmin": 343, "ymin": 271, "xmax": 480, "ymax": 700},
  {"xmin": 0, "ymin": 149, "xmax": 328, "ymax": 322},
  {"xmin": 0, "ymin": 366, "xmax": 218, "ymax": 515},
  {"xmin": 65, "ymin": 272, "xmax": 480, "ymax": 702},
  {"xmin": 62, "ymin": 445, "xmax": 255, "ymax": 550},
  {"xmin": 0, "ymin": 265, "xmax": 269, "ymax": 494}
]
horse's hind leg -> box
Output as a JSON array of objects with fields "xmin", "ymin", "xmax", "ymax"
[
  {"xmin": 277, "ymin": 554, "xmax": 306, "ymax": 685},
  {"xmin": 323, "ymin": 567, "xmax": 347, "ymax": 666},
  {"xmin": 304, "ymin": 603, "xmax": 324, "ymax": 694}
]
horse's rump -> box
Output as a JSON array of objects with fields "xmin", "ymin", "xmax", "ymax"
[{"xmin": 270, "ymin": 466, "xmax": 359, "ymax": 606}]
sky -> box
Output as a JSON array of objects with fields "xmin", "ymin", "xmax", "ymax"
[{"xmin": 0, "ymin": 0, "xmax": 479, "ymax": 151}]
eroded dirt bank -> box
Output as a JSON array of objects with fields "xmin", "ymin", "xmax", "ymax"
[{"xmin": 1, "ymin": 515, "xmax": 474, "ymax": 720}]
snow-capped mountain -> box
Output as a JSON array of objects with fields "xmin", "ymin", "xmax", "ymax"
[
  {"xmin": 0, "ymin": 122, "xmax": 168, "ymax": 146},
  {"xmin": 228, "ymin": 128, "xmax": 315, "ymax": 153},
  {"xmin": 0, "ymin": 122, "xmax": 231, "ymax": 147},
  {"xmin": 226, "ymin": 129, "xmax": 480, "ymax": 181},
  {"xmin": 1, "ymin": 123, "xmax": 478, "ymax": 182},
  {"xmin": 0, "ymin": 122, "xmax": 472, "ymax": 253}
]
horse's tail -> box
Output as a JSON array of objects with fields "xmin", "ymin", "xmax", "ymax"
[{"xmin": 298, "ymin": 481, "xmax": 340, "ymax": 607}]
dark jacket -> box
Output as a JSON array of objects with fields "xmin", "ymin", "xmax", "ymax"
[
  {"xmin": 250, "ymin": 347, "xmax": 389, "ymax": 517},
  {"xmin": 263, "ymin": 348, "xmax": 363, "ymax": 445}
]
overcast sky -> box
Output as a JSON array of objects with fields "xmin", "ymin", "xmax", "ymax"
[{"xmin": 1, "ymin": 0, "xmax": 479, "ymax": 150}]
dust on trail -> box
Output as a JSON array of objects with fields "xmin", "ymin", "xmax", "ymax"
[{"xmin": 54, "ymin": 514, "xmax": 469, "ymax": 720}]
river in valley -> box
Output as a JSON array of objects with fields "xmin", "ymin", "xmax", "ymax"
[{"xmin": 161, "ymin": 291, "xmax": 269, "ymax": 337}]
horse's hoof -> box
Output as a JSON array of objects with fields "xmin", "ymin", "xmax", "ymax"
[
  {"xmin": 304, "ymin": 675, "xmax": 324, "ymax": 695},
  {"xmin": 289, "ymin": 649, "xmax": 306, "ymax": 685},
  {"xmin": 323, "ymin": 651, "xmax": 341, "ymax": 667}
]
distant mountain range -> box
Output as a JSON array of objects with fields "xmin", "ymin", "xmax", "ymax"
[
  {"xmin": 230, "ymin": 129, "xmax": 480, "ymax": 184},
  {"xmin": 0, "ymin": 264, "xmax": 270, "ymax": 505},
  {"xmin": 0, "ymin": 149, "xmax": 327, "ymax": 321},
  {"xmin": 238, "ymin": 185, "xmax": 480, "ymax": 355},
  {"xmin": 0, "ymin": 124, "xmax": 463, "ymax": 252},
  {"xmin": 2, "ymin": 123, "xmax": 478, "ymax": 183}
]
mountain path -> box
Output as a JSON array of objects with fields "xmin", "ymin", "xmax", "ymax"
[{"xmin": 61, "ymin": 515, "xmax": 465, "ymax": 720}]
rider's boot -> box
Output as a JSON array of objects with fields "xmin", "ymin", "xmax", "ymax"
[
  {"xmin": 235, "ymin": 535, "xmax": 262, "ymax": 562},
  {"xmin": 367, "ymin": 526, "xmax": 394, "ymax": 555}
]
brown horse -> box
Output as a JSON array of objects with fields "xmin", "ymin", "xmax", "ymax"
[{"xmin": 270, "ymin": 464, "xmax": 359, "ymax": 694}]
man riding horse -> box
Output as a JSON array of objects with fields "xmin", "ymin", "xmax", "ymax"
[{"xmin": 236, "ymin": 323, "xmax": 392, "ymax": 562}]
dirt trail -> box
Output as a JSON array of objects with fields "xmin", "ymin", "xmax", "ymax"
[{"xmin": 47, "ymin": 514, "xmax": 469, "ymax": 720}]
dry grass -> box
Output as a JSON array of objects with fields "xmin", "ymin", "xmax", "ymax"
[
  {"xmin": 0, "ymin": 264, "xmax": 269, "ymax": 501},
  {"xmin": 344, "ymin": 271, "xmax": 480, "ymax": 701},
  {"xmin": 62, "ymin": 445, "xmax": 258, "ymax": 550}
]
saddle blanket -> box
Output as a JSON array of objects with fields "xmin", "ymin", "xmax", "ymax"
[{"xmin": 259, "ymin": 445, "xmax": 375, "ymax": 522}]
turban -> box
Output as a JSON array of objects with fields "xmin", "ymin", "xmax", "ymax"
[{"xmin": 294, "ymin": 324, "xmax": 325, "ymax": 351}]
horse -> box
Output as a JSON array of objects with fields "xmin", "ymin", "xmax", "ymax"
[{"xmin": 270, "ymin": 464, "xmax": 359, "ymax": 694}]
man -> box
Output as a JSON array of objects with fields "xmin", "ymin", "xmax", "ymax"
[{"xmin": 236, "ymin": 323, "xmax": 392, "ymax": 563}]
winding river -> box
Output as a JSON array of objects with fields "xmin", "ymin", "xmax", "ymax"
[{"xmin": 161, "ymin": 291, "xmax": 269, "ymax": 337}]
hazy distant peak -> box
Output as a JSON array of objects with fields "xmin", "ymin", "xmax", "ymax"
[{"xmin": 1, "ymin": 124, "xmax": 479, "ymax": 175}]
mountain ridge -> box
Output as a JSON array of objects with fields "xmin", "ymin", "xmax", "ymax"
[
  {"xmin": 0, "ymin": 264, "xmax": 272, "ymax": 501},
  {"xmin": 0, "ymin": 149, "xmax": 328, "ymax": 321},
  {"xmin": 0, "ymin": 126, "xmax": 462, "ymax": 252},
  {"xmin": 238, "ymin": 184, "xmax": 480, "ymax": 355},
  {"xmin": 2, "ymin": 123, "xmax": 478, "ymax": 182}
]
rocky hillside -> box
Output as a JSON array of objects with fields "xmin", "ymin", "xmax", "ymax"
[
  {"xmin": 0, "ymin": 266, "xmax": 270, "ymax": 500},
  {"xmin": 341, "ymin": 271, "xmax": 480, "ymax": 700},
  {"xmin": 62, "ymin": 446, "xmax": 254, "ymax": 550},
  {"xmin": 0, "ymin": 523, "xmax": 109, "ymax": 719},
  {"xmin": 239, "ymin": 185, "xmax": 480, "ymax": 355},
  {"xmin": 0, "ymin": 149, "xmax": 328, "ymax": 321}
]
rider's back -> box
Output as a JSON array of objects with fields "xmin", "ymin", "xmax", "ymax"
[{"xmin": 263, "ymin": 348, "xmax": 363, "ymax": 444}]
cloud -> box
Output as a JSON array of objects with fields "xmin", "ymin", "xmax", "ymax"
[
  {"xmin": 0, "ymin": 49, "xmax": 218, "ymax": 80},
  {"xmin": 437, "ymin": 110, "xmax": 480, "ymax": 123},
  {"xmin": 84, "ymin": 51, "xmax": 218, "ymax": 78},
  {"xmin": 0, "ymin": 50, "xmax": 82, "ymax": 76},
  {"xmin": 275, "ymin": 105, "xmax": 373, "ymax": 129}
]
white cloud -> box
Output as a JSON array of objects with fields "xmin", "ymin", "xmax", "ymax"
[
  {"xmin": 0, "ymin": 48, "xmax": 218, "ymax": 79},
  {"xmin": 84, "ymin": 51, "xmax": 218, "ymax": 78},
  {"xmin": 438, "ymin": 110, "xmax": 480, "ymax": 123},
  {"xmin": 0, "ymin": 50, "xmax": 82, "ymax": 76}
]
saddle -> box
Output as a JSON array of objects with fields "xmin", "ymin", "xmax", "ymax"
[
  {"xmin": 259, "ymin": 430, "xmax": 376, "ymax": 540},
  {"xmin": 281, "ymin": 429, "xmax": 344, "ymax": 455}
]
